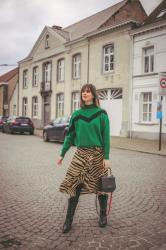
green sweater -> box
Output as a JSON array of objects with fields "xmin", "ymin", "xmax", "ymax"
[{"xmin": 60, "ymin": 104, "xmax": 110, "ymax": 159}]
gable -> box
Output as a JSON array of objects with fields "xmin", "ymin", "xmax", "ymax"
[
  {"xmin": 99, "ymin": 0, "xmax": 147, "ymax": 29},
  {"xmin": 27, "ymin": 26, "xmax": 66, "ymax": 61}
]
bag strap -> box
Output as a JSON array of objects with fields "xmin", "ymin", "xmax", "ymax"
[{"xmin": 95, "ymin": 192, "xmax": 113, "ymax": 217}]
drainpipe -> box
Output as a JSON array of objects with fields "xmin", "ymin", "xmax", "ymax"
[
  {"xmin": 129, "ymin": 34, "xmax": 134, "ymax": 138},
  {"xmin": 17, "ymin": 68, "xmax": 19, "ymax": 116},
  {"xmin": 87, "ymin": 39, "xmax": 90, "ymax": 83}
]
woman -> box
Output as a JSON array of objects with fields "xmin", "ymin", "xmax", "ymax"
[{"xmin": 57, "ymin": 83, "xmax": 110, "ymax": 233}]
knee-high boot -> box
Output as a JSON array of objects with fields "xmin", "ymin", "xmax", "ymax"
[
  {"xmin": 62, "ymin": 184, "xmax": 83, "ymax": 233},
  {"xmin": 98, "ymin": 194, "xmax": 108, "ymax": 227}
]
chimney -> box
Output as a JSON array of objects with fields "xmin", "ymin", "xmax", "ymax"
[{"xmin": 52, "ymin": 25, "xmax": 62, "ymax": 30}]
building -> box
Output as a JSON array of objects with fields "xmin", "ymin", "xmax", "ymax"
[
  {"xmin": 0, "ymin": 68, "xmax": 19, "ymax": 116},
  {"xmin": 18, "ymin": 0, "xmax": 146, "ymax": 136},
  {"xmin": 131, "ymin": 0, "xmax": 166, "ymax": 139}
]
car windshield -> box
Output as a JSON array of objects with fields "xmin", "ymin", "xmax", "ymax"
[
  {"xmin": 53, "ymin": 117, "xmax": 62, "ymax": 124},
  {"xmin": 61, "ymin": 116, "xmax": 70, "ymax": 123}
]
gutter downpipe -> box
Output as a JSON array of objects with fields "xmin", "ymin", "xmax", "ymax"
[
  {"xmin": 87, "ymin": 39, "xmax": 90, "ymax": 83},
  {"xmin": 129, "ymin": 33, "xmax": 134, "ymax": 138}
]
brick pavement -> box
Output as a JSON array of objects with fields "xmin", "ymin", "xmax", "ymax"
[{"xmin": 0, "ymin": 132, "xmax": 166, "ymax": 250}]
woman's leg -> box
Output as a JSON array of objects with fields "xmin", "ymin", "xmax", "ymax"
[
  {"xmin": 98, "ymin": 194, "xmax": 108, "ymax": 227},
  {"xmin": 63, "ymin": 184, "xmax": 83, "ymax": 233}
]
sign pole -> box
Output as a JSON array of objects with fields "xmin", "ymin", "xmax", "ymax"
[{"xmin": 159, "ymin": 96, "xmax": 163, "ymax": 151}]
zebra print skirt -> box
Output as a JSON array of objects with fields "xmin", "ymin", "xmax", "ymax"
[{"xmin": 59, "ymin": 147, "xmax": 108, "ymax": 197}]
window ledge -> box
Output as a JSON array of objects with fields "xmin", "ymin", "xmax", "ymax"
[{"xmin": 134, "ymin": 122, "xmax": 158, "ymax": 125}]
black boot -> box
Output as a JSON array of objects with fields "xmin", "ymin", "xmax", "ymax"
[
  {"xmin": 98, "ymin": 194, "xmax": 108, "ymax": 228},
  {"xmin": 62, "ymin": 184, "xmax": 83, "ymax": 233}
]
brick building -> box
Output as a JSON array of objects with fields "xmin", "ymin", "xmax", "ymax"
[{"xmin": 0, "ymin": 68, "xmax": 19, "ymax": 116}]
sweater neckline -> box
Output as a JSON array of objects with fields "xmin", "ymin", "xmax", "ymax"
[{"xmin": 82, "ymin": 104, "xmax": 96, "ymax": 109}]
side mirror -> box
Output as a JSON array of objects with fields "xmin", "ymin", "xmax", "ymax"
[{"xmin": 49, "ymin": 121, "xmax": 53, "ymax": 126}]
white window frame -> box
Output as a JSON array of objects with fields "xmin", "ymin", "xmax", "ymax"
[
  {"xmin": 32, "ymin": 66, "xmax": 39, "ymax": 87},
  {"xmin": 73, "ymin": 54, "xmax": 81, "ymax": 79},
  {"xmin": 103, "ymin": 44, "xmax": 114, "ymax": 73},
  {"xmin": 143, "ymin": 46, "xmax": 154, "ymax": 74},
  {"xmin": 22, "ymin": 97, "xmax": 28, "ymax": 116},
  {"xmin": 57, "ymin": 93, "xmax": 64, "ymax": 117},
  {"xmin": 57, "ymin": 59, "xmax": 65, "ymax": 82},
  {"xmin": 140, "ymin": 92, "xmax": 152, "ymax": 122},
  {"xmin": 44, "ymin": 62, "xmax": 51, "ymax": 82},
  {"xmin": 72, "ymin": 92, "xmax": 80, "ymax": 112},
  {"xmin": 32, "ymin": 96, "xmax": 38, "ymax": 118},
  {"xmin": 23, "ymin": 70, "xmax": 28, "ymax": 89}
]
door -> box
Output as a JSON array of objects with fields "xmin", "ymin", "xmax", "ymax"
[
  {"xmin": 44, "ymin": 104, "xmax": 50, "ymax": 126},
  {"xmin": 98, "ymin": 89, "xmax": 122, "ymax": 136}
]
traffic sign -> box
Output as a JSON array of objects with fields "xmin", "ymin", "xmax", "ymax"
[{"xmin": 159, "ymin": 74, "xmax": 166, "ymax": 95}]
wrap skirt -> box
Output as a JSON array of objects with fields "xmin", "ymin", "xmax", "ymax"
[{"xmin": 59, "ymin": 147, "xmax": 108, "ymax": 197}]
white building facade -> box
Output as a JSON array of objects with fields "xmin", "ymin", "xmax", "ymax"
[{"xmin": 131, "ymin": 16, "xmax": 166, "ymax": 139}]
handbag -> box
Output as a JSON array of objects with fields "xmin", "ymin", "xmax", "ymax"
[{"xmin": 99, "ymin": 167, "xmax": 116, "ymax": 193}]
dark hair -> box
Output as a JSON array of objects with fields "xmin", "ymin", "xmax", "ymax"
[{"xmin": 80, "ymin": 83, "xmax": 100, "ymax": 107}]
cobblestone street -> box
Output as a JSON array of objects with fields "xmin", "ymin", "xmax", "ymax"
[{"xmin": 0, "ymin": 133, "xmax": 166, "ymax": 250}]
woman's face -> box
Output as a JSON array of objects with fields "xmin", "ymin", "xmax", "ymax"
[{"xmin": 81, "ymin": 87, "xmax": 94, "ymax": 103}]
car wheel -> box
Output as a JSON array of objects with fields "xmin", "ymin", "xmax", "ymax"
[
  {"xmin": 30, "ymin": 131, "xmax": 34, "ymax": 135},
  {"xmin": 43, "ymin": 131, "xmax": 49, "ymax": 142}
]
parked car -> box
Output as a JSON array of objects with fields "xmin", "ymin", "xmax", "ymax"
[
  {"xmin": 2, "ymin": 116, "xmax": 34, "ymax": 135},
  {"xmin": 43, "ymin": 116, "xmax": 70, "ymax": 142},
  {"xmin": 0, "ymin": 116, "xmax": 9, "ymax": 130}
]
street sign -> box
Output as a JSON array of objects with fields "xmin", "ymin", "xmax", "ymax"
[
  {"xmin": 159, "ymin": 74, "xmax": 166, "ymax": 96},
  {"xmin": 156, "ymin": 111, "xmax": 163, "ymax": 119}
]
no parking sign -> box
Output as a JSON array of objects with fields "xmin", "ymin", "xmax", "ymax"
[{"xmin": 159, "ymin": 74, "xmax": 166, "ymax": 96}]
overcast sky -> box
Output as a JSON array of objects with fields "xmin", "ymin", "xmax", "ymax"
[{"xmin": 0, "ymin": 0, "xmax": 162, "ymax": 75}]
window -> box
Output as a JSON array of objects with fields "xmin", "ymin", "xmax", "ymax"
[
  {"xmin": 103, "ymin": 44, "xmax": 114, "ymax": 72},
  {"xmin": 141, "ymin": 92, "xmax": 152, "ymax": 122},
  {"xmin": 45, "ymin": 34, "xmax": 49, "ymax": 48},
  {"xmin": 32, "ymin": 66, "xmax": 39, "ymax": 87},
  {"xmin": 32, "ymin": 96, "xmax": 38, "ymax": 118},
  {"xmin": 57, "ymin": 59, "xmax": 65, "ymax": 82},
  {"xmin": 72, "ymin": 92, "xmax": 80, "ymax": 112},
  {"xmin": 22, "ymin": 97, "xmax": 28, "ymax": 116},
  {"xmin": 72, "ymin": 54, "xmax": 81, "ymax": 79},
  {"xmin": 23, "ymin": 70, "xmax": 28, "ymax": 88},
  {"xmin": 57, "ymin": 93, "xmax": 64, "ymax": 117},
  {"xmin": 143, "ymin": 46, "xmax": 154, "ymax": 73},
  {"xmin": 43, "ymin": 62, "xmax": 51, "ymax": 91}
]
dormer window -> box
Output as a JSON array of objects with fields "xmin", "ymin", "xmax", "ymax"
[{"xmin": 45, "ymin": 35, "xmax": 49, "ymax": 49}]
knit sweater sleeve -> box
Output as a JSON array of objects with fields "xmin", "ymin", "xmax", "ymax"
[
  {"xmin": 102, "ymin": 111, "xmax": 110, "ymax": 159},
  {"xmin": 60, "ymin": 114, "xmax": 76, "ymax": 158}
]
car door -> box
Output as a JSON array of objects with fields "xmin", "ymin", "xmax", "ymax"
[
  {"xmin": 55, "ymin": 116, "xmax": 69, "ymax": 141},
  {"xmin": 49, "ymin": 117, "xmax": 61, "ymax": 139}
]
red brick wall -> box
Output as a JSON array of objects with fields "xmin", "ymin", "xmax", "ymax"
[{"xmin": 100, "ymin": 0, "xmax": 147, "ymax": 29}]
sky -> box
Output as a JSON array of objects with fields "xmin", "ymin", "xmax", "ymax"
[{"xmin": 0, "ymin": 0, "xmax": 163, "ymax": 76}]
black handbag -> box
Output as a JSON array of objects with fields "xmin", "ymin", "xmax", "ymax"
[{"xmin": 99, "ymin": 167, "xmax": 116, "ymax": 193}]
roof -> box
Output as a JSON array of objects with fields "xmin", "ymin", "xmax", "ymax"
[
  {"xmin": 63, "ymin": 0, "xmax": 128, "ymax": 41},
  {"xmin": 144, "ymin": 0, "xmax": 166, "ymax": 24},
  {"xmin": 0, "ymin": 68, "xmax": 18, "ymax": 83}
]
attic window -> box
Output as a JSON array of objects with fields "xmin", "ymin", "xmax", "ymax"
[
  {"xmin": 157, "ymin": 9, "xmax": 166, "ymax": 18},
  {"xmin": 45, "ymin": 35, "xmax": 49, "ymax": 48}
]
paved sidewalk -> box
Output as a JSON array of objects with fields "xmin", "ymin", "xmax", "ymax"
[{"xmin": 35, "ymin": 129, "xmax": 166, "ymax": 156}]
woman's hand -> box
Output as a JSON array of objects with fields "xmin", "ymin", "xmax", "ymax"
[
  {"xmin": 103, "ymin": 159, "xmax": 110, "ymax": 169},
  {"xmin": 57, "ymin": 156, "xmax": 63, "ymax": 166}
]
